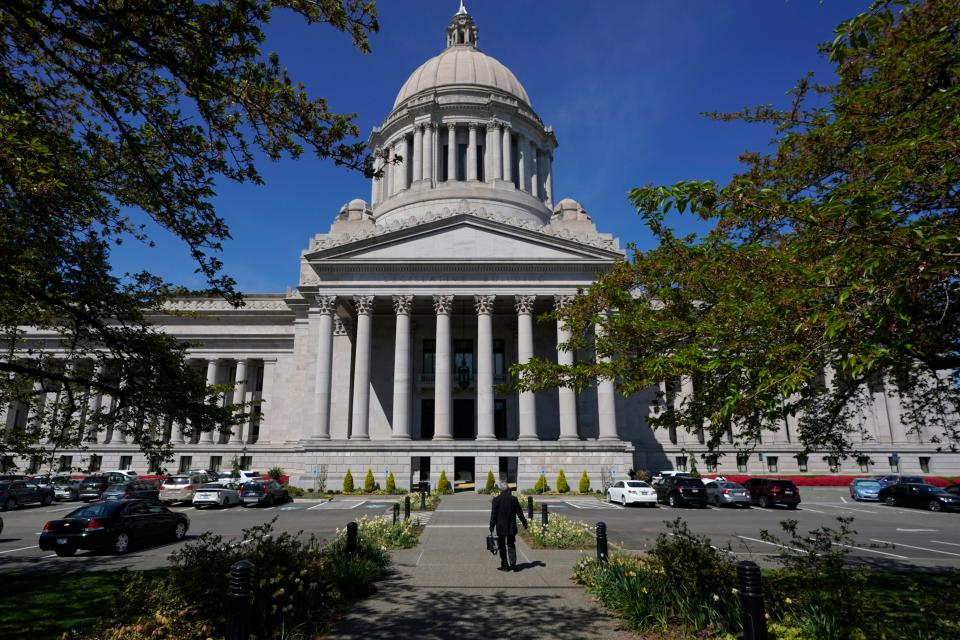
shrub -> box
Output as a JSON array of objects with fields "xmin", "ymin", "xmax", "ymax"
[
  {"xmin": 437, "ymin": 470, "xmax": 451, "ymax": 494},
  {"xmin": 526, "ymin": 513, "xmax": 593, "ymax": 549},
  {"xmin": 385, "ymin": 472, "xmax": 396, "ymax": 494},
  {"xmin": 650, "ymin": 518, "xmax": 736, "ymax": 612},
  {"xmin": 485, "ymin": 470, "xmax": 496, "ymax": 492},
  {"xmin": 364, "ymin": 469, "xmax": 375, "ymax": 493},
  {"xmin": 286, "ymin": 485, "xmax": 305, "ymax": 497},
  {"xmin": 267, "ymin": 466, "xmax": 284, "ymax": 482},
  {"xmin": 533, "ymin": 473, "xmax": 550, "ymax": 494},
  {"xmin": 579, "ymin": 471, "xmax": 590, "ymax": 493},
  {"xmin": 351, "ymin": 514, "xmax": 420, "ymax": 549},
  {"xmin": 556, "ymin": 469, "xmax": 570, "ymax": 493},
  {"xmin": 343, "ymin": 469, "xmax": 354, "ymax": 493}
]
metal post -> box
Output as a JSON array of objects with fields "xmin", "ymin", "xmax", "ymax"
[
  {"xmin": 393, "ymin": 503, "xmax": 399, "ymax": 525},
  {"xmin": 737, "ymin": 561, "xmax": 768, "ymax": 640},
  {"xmin": 404, "ymin": 495, "xmax": 411, "ymax": 520},
  {"xmin": 420, "ymin": 489, "xmax": 426, "ymax": 511},
  {"xmin": 225, "ymin": 559, "xmax": 254, "ymax": 640},
  {"xmin": 596, "ymin": 522, "xmax": 609, "ymax": 562},
  {"xmin": 527, "ymin": 495, "xmax": 534, "ymax": 520},
  {"xmin": 540, "ymin": 503, "xmax": 548, "ymax": 535},
  {"xmin": 346, "ymin": 521, "xmax": 358, "ymax": 554}
]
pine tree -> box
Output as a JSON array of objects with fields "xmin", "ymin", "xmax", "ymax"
[
  {"xmin": 343, "ymin": 469, "xmax": 354, "ymax": 493},
  {"xmin": 437, "ymin": 470, "xmax": 451, "ymax": 494},
  {"xmin": 386, "ymin": 472, "xmax": 396, "ymax": 494},
  {"xmin": 556, "ymin": 470, "xmax": 570, "ymax": 493},
  {"xmin": 534, "ymin": 473, "xmax": 549, "ymax": 494},
  {"xmin": 364, "ymin": 469, "xmax": 376, "ymax": 493},
  {"xmin": 578, "ymin": 471, "xmax": 591, "ymax": 494},
  {"xmin": 485, "ymin": 470, "xmax": 496, "ymax": 492}
]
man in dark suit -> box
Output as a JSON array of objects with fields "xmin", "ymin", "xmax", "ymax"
[{"xmin": 489, "ymin": 482, "xmax": 528, "ymax": 571}]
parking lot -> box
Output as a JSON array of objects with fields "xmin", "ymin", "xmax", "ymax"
[{"xmin": 3, "ymin": 487, "xmax": 960, "ymax": 573}]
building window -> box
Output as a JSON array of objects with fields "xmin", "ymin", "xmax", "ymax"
[
  {"xmin": 767, "ymin": 456, "xmax": 779, "ymax": 473},
  {"xmin": 827, "ymin": 456, "xmax": 841, "ymax": 473},
  {"xmin": 27, "ymin": 456, "xmax": 41, "ymax": 474},
  {"xmin": 255, "ymin": 364, "xmax": 264, "ymax": 392},
  {"xmin": 919, "ymin": 457, "xmax": 931, "ymax": 474},
  {"xmin": 705, "ymin": 455, "xmax": 718, "ymax": 473},
  {"xmin": 736, "ymin": 453, "xmax": 749, "ymax": 473},
  {"xmin": 422, "ymin": 339, "xmax": 436, "ymax": 375},
  {"xmin": 147, "ymin": 455, "xmax": 162, "ymax": 474},
  {"xmin": 88, "ymin": 455, "xmax": 102, "ymax": 472},
  {"xmin": 178, "ymin": 456, "xmax": 192, "ymax": 474},
  {"xmin": 857, "ymin": 456, "xmax": 871, "ymax": 473},
  {"xmin": 493, "ymin": 339, "xmax": 506, "ymax": 376},
  {"xmin": 796, "ymin": 454, "xmax": 809, "ymax": 473},
  {"xmin": 675, "ymin": 456, "xmax": 687, "ymax": 472},
  {"xmin": 119, "ymin": 455, "xmax": 133, "ymax": 471},
  {"xmin": 454, "ymin": 340, "xmax": 474, "ymax": 378},
  {"xmin": 58, "ymin": 455, "xmax": 73, "ymax": 472},
  {"xmin": 249, "ymin": 406, "xmax": 261, "ymax": 444},
  {"xmin": 888, "ymin": 455, "xmax": 900, "ymax": 472},
  {"xmin": 210, "ymin": 456, "xmax": 222, "ymax": 472},
  {"xmin": 668, "ymin": 425, "xmax": 678, "ymax": 445},
  {"xmin": 239, "ymin": 455, "xmax": 253, "ymax": 471}
]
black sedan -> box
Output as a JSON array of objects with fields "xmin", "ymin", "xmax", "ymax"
[
  {"xmin": 879, "ymin": 483, "xmax": 960, "ymax": 512},
  {"xmin": 655, "ymin": 476, "xmax": 708, "ymax": 508},
  {"xmin": 39, "ymin": 499, "xmax": 189, "ymax": 556},
  {"xmin": 240, "ymin": 480, "xmax": 290, "ymax": 507},
  {"xmin": 0, "ymin": 480, "xmax": 55, "ymax": 510}
]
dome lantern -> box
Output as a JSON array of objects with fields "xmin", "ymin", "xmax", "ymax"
[{"xmin": 447, "ymin": 2, "xmax": 479, "ymax": 48}]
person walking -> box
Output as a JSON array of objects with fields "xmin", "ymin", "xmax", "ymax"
[{"xmin": 489, "ymin": 481, "xmax": 528, "ymax": 571}]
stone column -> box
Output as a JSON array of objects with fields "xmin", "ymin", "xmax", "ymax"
[
  {"xmin": 475, "ymin": 295, "xmax": 496, "ymax": 440},
  {"xmin": 679, "ymin": 375, "xmax": 697, "ymax": 444},
  {"xmin": 484, "ymin": 126, "xmax": 493, "ymax": 181},
  {"xmin": 370, "ymin": 151, "xmax": 382, "ymax": 206},
  {"xmin": 399, "ymin": 135, "xmax": 410, "ymax": 191},
  {"xmin": 433, "ymin": 295, "xmax": 454, "ymax": 440},
  {"xmin": 544, "ymin": 152, "xmax": 554, "ymax": 207},
  {"xmin": 350, "ymin": 296, "xmax": 374, "ymax": 440},
  {"xmin": 447, "ymin": 124, "xmax": 457, "ymax": 181},
  {"xmin": 412, "ymin": 124, "xmax": 423, "ymax": 183},
  {"xmin": 531, "ymin": 148, "xmax": 540, "ymax": 199},
  {"xmin": 231, "ymin": 358, "xmax": 249, "ymax": 444},
  {"xmin": 515, "ymin": 295, "xmax": 538, "ymax": 440},
  {"xmin": 491, "ymin": 122, "xmax": 503, "ymax": 181},
  {"xmin": 595, "ymin": 315, "xmax": 619, "ymax": 440},
  {"xmin": 312, "ymin": 295, "xmax": 337, "ymax": 440},
  {"xmin": 502, "ymin": 125, "xmax": 513, "ymax": 184},
  {"xmin": 883, "ymin": 378, "xmax": 909, "ymax": 443},
  {"xmin": 392, "ymin": 295, "xmax": 413, "ymax": 439},
  {"xmin": 84, "ymin": 363, "xmax": 105, "ymax": 443},
  {"xmin": 171, "ymin": 419, "xmax": 185, "ymax": 445},
  {"xmin": 517, "ymin": 136, "xmax": 528, "ymax": 193},
  {"xmin": 200, "ymin": 359, "xmax": 218, "ymax": 444},
  {"xmin": 423, "ymin": 124, "xmax": 434, "ymax": 186},
  {"xmin": 467, "ymin": 123, "xmax": 478, "ymax": 181},
  {"xmin": 256, "ymin": 360, "xmax": 275, "ymax": 444},
  {"xmin": 555, "ymin": 296, "xmax": 578, "ymax": 440},
  {"xmin": 25, "ymin": 379, "xmax": 45, "ymax": 437}
]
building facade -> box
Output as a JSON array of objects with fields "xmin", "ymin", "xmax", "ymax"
[{"xmin": 4, "ymin": 6, "xmax": 956, "ymax": 485}]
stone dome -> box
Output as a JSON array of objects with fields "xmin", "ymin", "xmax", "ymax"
[{"xmin": 393, "ymin": 46, "xmax": 530, "ymax": 110}]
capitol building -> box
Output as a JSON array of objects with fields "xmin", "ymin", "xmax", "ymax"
[{"xmin": 5, "ymin": 5, "xmax": 953, "ymax": 486}]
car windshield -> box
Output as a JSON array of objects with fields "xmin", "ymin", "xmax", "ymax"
[
  {"xmin": 855, "ymin": 481, "xmax": 881, "ymax": 489},
  {"xmin": 625, "ymin": 481, "xmax": 649, "ymax": 488},
  {"xmin": 721, "ymin": 482, "xmax": 744, "ymax": 489},
  {"xmin": 105, "ymin": 484, "xmax": 128, "ymax": 491},
  {"xmin": 81, "ymin": 477, "xmax": 106, "ymax": 485},
  {"xmin": 68, "ymin": 502, "xmax": 121, "ymax": 518},
  {"xmin": 242, "ymin": 482, "xmax": 264, "ymax": 490},
  {"xmin": 165, "ymin": 477, "xmax": 190, "ymax": 485}
]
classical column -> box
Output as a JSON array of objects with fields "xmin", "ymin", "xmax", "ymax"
[
  {"xmin": 595, "ymin": 314, "xmax": 618, "ymax": 440},
  {"xmin": 84, "ymin": 363, "xmax": 105, "ymax": 443},
  {"xmin": 555, "ymin": 296, "xmax": 578, "ymax": 440},
  {"xmin": 502, "ymin": 124, "xmax": 513, "ymax": 184},
  {"xmin": 530, "ymin": 148, "xmax": 540, "ymax": 199},
  {"xmin": 370, "ymin": 151, "xmax": 382, "ymax": 206},
  {"xmin": 230, "ymin": 358, "xmax": 249, "ymax": 444},
  {"xmin": 412, "ymin": 125, "xmax": 423, "ymax": 183},
  {"xmin": 350, "ymin": 296, "xmax": 374, "ymax": 440},
  {"xmin": 433, "ymin": 295, "xmax": 454, "ymax": 440},
  {"xmin": 467, "ymin": 123, "xmax": 478, "ymax": 181},
  {"xmin": 515, "ymin": 295, "xmax": 538, "ymax": 440},
  {"xmin": 544, "ymin": 152, "xmax": 554, "ymax": 207},
  {"xmin": 883, "ymin": 378, "xmax": 909, "ymax": 443},
  {"xmin": 423, "ymin": 123, "xmax": 434, "ymax": 186},
  {"xmin": 399, "ymin": 135, "xmax": 410, "ymax": 191},
  {"xmin": 491, "ymin": 122, "xmax": 503, "ymax": 181},
  {"xmin": 679, "ymin": 375, "xmax": 697, "ymax": 444},
  {"xmin": 198, "ymin": 359, "xmax": 219, "ymax": 444},
  {"xmin": 517, "ymin": 136, "xmax": 528, "ymax": 193},
  {"xmin": 484, "ymin": 126, "xmax": 493, "ymax": 181},
  {"xmin": 392, "ymin": 295, "xmax": 413, "ymax": 439},
  {"xmin": 447, "ymin": 123, "xmax": 457, "ymax": 181},
  {"xmin": 256, "ymin": 360, "xmax": 275, "ymax": 444},
  {"xmin": 311, "ymin": 295, "xmax": 337, "ymax": 440},
  {"xmin": 475, "ymin": 295, "xmax": 496, "ymax": 440}
]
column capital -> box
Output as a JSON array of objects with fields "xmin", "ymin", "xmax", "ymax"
[
  {"xmin": 467, "ymin": 121, "xmax": 479, "ymax": 130},
  {"xmin": 515, "ymin": 295, "xmax": 536, "ymax": 315},
  {"xmin": 554, "ymin": 295, "xmax": 574, "ymax": 311},
  {"xmin": 333, "ymin": 316, "xmax": 351, "ymax": 336},
  {"xmin": 447, "ymin": 122, "xmax": 457, "ymax": 131},
  {"xmin": 315, "ymin": 295, "xmax": 337, "ymax": 314},
  {"xmin": 353, "ymin": 295, "xmax": 375, "ymax": 315},
  {"xmin": 433, "ymin": 294, "xmax": 454, "ymax": 315},
  {"xmin": 393, "ymin": 295, "xmax": 413, "ymax": 315},
  {"xmin": 474, "ymin": 295, "xmax": 496, "ymax": 315}
]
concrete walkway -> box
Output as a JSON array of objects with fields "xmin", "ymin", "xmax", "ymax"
[{"xmin": 328, "ymin": 492, "xmax": 633, "ymax": 640}]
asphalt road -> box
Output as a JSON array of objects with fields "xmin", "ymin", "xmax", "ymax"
[{"xmin": 2, "ymin": 488, "xmax": 959, "ymax": 573}]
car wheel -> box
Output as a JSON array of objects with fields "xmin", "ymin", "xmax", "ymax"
[
  {"xmin": 787, "ymin": 503, "xmax": 798, "ymax": 510},
  {"xmin": 712, "ymin": 496, "xmax": 721, "ymax": 507},
  {"xmin": 114, "ymin": 532, "xmax": 130, "ymax": 555},
  {"xmin": 194, "ymin": 505, "xmax": 202, "ymax": 510},
  {"xmin": 668, "ymin": 495, "xmax": 677, "ymax": 508},
  {"xmin": 621, "ymin": 495, "xmax": 627, "ymax": 507},
  {"xmin": 173, "ymin": 521, "xmax": 187, "ymax": 541},
  {"xmin": 55, "ymin": 548, "xmax": 76, "ymax": 557},
  {"xmin": 607, "ymin": 492, "xmax": 613, "ymax": 503},
  {"xmin": 41, "ymin": 494, "xmax": 53, "ymax": 506},
  {"xmin": 929, "ymin": 500, "xmax": 942, "ymax": 512},
  {"xmin": 885, "ymin": 496, "xmax": 897, "ymax": 506},
  {"xmin": 759, "ymin": 496, "xmax": 770, "ymax": 509}
]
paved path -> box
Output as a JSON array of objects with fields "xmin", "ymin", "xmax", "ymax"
[{"xmin": 328, "ymin": 492, "xmax": 633, "ymax": 640}]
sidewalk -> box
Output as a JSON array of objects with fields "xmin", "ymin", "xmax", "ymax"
[{"xmin": 328, "ymin": 492, "xmax": 633, "ymax": 640}]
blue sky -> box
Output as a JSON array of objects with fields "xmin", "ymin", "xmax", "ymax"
[{"xmin": 111, "ymin": 0, "xmax": 863, "ymax": 293}]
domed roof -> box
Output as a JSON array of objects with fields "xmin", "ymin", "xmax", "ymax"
[{"xmin": 393, "ymin": 46, "xmax": 531, "ymax": 109}]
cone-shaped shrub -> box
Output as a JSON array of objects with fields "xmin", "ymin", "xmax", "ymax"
[
  {"xmin": 364, "ymin": 469, "xmax": 376, "ymax": 493},
  {"xmin": 386, "ymin": 472, "xmax": 396, "ymax": 494},
  {"xmin": 437, "ymin": 470, "xmax": 451, "ymax": 494},
  {"xmin": 579, "ymin": 471, "xmax": 591, "ymax": 493},
  {"xmin": 556, "ymin": 470, "xmax": 570, "ymax": 493},
  {"xmin": 343, "ymin": 469, "xmax": 354, "ymax": 493},
  {"xmin": 534, "ymin": 473, "xmax": 549, "ymax": 494},
  {"xmin": 485, "ymin": 470, "xmax": 496, "ymax": 492}
]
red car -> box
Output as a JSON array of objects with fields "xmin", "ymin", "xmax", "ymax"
[{"xmin": 741, "ymin": 478, "xmax": 800, "ymax": 509}]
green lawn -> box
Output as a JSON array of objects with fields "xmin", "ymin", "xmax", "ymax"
[
  {"xmin": 858, "ymin": 570, "xmax": 960, "ymax": 639},
  {"xmin": 0, "ymin": 570, "xmax": 167, "ymax": 640}
]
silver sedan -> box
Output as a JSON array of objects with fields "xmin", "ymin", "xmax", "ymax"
[
  {"xmin": 192, "ymin": 483, "xmax": 242, "ymax": 509},
  {"xmin": 704, "ymin": 480, "xmax": 751, "ymax": 507}
]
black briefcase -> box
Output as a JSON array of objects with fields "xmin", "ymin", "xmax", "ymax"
[{"xmin": 486, "ymin": 533, "xmax": 499, "ymax": 554}]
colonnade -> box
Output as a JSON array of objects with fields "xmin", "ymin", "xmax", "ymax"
[{"xmin": 309, "ymin": 294, "xmax": 619, "ymax": 442}]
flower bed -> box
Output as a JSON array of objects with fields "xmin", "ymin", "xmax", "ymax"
[{"xmin": 520, "ymin": 513, "xmax": 595, "ymax": 549}]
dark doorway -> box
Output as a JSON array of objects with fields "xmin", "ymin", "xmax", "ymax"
[
  {"xmin": 411, "ymin": 456, "xmax": 430, "ymax": 489},
  {"xmin": 420, "ymin": 399, "xmax": 434, "ymax": 440},
  {"xmin": 499, "ymin": 457, "xmax": 518, "ymax": 488},
  {"xmin": 454, "ymin": 456, "xmax": 475, "ymax": 491},
  {"xmin": 453, "ymin": 399, "xmax": 475, "ymax": 439},
  {"xmin": 494, "ymin": 400, "xmax": 507, "ymax": 439}
]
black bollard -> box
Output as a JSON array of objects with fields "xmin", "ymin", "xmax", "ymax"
[
  {"xmin": 596, "ymin": 522, "xmax": 609, "ymax": 562},
  {"xmin": 346, "ymin": 521, "xmax": 358, "ymax": 554},
  {"xmin": 404, "ymin": 495, "xmax": 411, "ymax": 520},
  {"xmin": 225, "ymin": 559, "xmax": 254, "ymax": 640},
  {"xmin": 737, "ymin": 561, "xmax": 768, "ymax": 640},
  {"xmin": 420, "ymin": 489, "xmax": 426, "ymax": 511},
  {"xmin": 393, "ymin": 503, "xmax": 399, "ymax": 525},
  {"xmin": 527, "ymin": 495, "xmax": 534, "ymax": 520},
  {"xmin": 540, "ymin": 503, "xmax": 548, "ymax": 535}
]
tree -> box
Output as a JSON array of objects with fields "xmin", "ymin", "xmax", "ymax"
[
  {"xmin": 385, "ymin": 471, "xmax": 396, "ymax": 494},
  {"xmin": 556, "ymin": 469, "xmax": 570, "ymax": 493},
  {"xmin": 0, "ymin": 1, "xmax": 382, "ymax": 471},
  {"xmin": 437, "ymin": 470, "xmax": 451, "ymax": 494},
  {"xmin": 268, "ymin": 466, "xmax": 284, "ymax": 483},
  {"xmin": 579, "ymin": 471, "xmax": 591, "ymax": 494},
  {"xmin": 363, "ymin": 468, "xmax": 375, "ymax": 493},
  {"xmin": 485, "ymin": 470, "xmax": 496, "ymax": 493},
  {"xmin": 514, "ymin": 0, "xmax": 960, "ymax": 458},
  {"xmin": 534, "ymin": 473, "xmax": 549, "ymax": 494},
  {"xmin": 342, "ymin": 468, "xmax": 354, "ymax": 493}
]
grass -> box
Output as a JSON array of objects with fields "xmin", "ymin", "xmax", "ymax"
[
  {"xmin": 0, "ymin": 569, "xmax": 167, "ymax": 640},
  {"xmin": 845, "ymin": 570, "xmax": 960, "ymax": 639}
]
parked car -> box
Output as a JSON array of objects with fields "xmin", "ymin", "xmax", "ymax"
[
  {"xmin": 742, "ymin": 478, "xmax": 800, "ymax": 509},
  {"xmin": 876, "ymin": 475, "xmax": 927, "ymax": 487},
  {"xmin": 879, "ymin": 483, "xmax": 960, "ymax": 512},
  {"xmin": 101, "ymin": 480, "xmax": 161, "ymax": 502},
  {"xmin": 944, "ymin": 484, "xmax": 960, "ymax": 497},
  {"xmin": 104, "ymin": 469, "xmax": 138, "ymax": 479},
  {"xmin": 0, "ymin": 479, "xmax": 55, "ymax": 510},
  {"xmin": 78, "ymin": 476, "xmax": 112, "ymax": 502},
  {"xmin": 240, "ymin": 480, "xmax": 290, "ymax": 507},
  {"xmin": 849, "ymin": 478, "xmax": 882, "ymax": 501},
  {"xmin": 160, "ymin": 474, "xmax": 204, "ymax": 505},
  {"xmin": 209, "ymin": 470, "xmax": 262, "ymax": 487},
  {"xmin": 39, "ymin": 499, "xmax": 189, "ymax": 557},
  {"xmin": 655, "ymin": 476, "xmax": 708, "ymax": 508},
  {"xmin": 53, "ymin": 476, "xmax": 82, "ymax": 501},
  {"xmin": 607, "ymin": 480, "xmax": 657, "ymax": 507},
  {"xmin": 704, "ymin": 480, "xmax": 751, "ymax": 507},
  {"xmin": 192, "ymin": 483, "xmax": 242, "ymax": 509},
  {"xmin": 187, "ymin": 469, "xmax": 220, "ymax": 483},
  {"xmin": 0, "ymin": 515, "xmax": 3, "ymax": 536}
]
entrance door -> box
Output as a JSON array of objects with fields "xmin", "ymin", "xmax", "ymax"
[
  {"xmin": 453, "ymin": 399, "xmax": 475, "ymax": 439},
  {"xmin": 454, "ymin": 456, "xmax": 475, "ymax": 492},
  {"xmin": 420, "ymin": 399, "xmax": 434, "ymax": 440}
]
